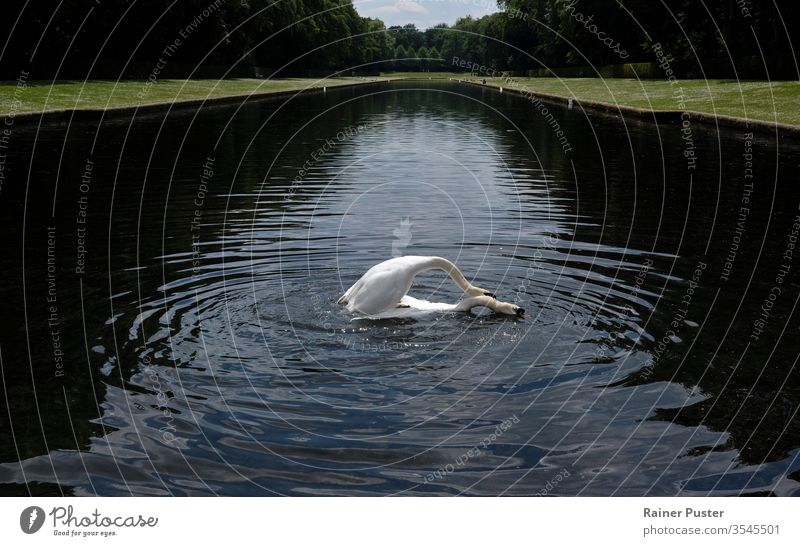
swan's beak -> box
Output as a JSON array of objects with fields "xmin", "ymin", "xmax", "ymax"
[
  {"xmin": 515, "ymin": 307, "xmax": 526, "ymax": 318},
  {"xmin": 484, "ymin": 291, "xmax": 496, "ymax": 298}
]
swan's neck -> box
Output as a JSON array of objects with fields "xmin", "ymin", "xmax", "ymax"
[{"xmin": 416, "ymin": 257, "xmax": 474, "ymax": 293}]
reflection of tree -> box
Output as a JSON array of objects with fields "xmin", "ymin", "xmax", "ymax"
[
  {"xmin": 0, "ymin": 84, "xmax": 382, "ymax": 490},
  {"xmin": 570, "ymin": 105, "xmax": 800, "ymax": 468},
  {"xmin": 465, "ymin": 76, "xmax": 800, "ymax": 470},
  {"xmin": 463, "ymin": 81, "xmax": 800, "ymax": 475},
  {"xmin": 1, "ymin": 80, "xmax": 798, "ymax": 496}
]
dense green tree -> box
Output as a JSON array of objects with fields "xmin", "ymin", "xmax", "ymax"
[
  {"xmin": 345, "ymin": 17, "xmax": 394, "ymax": 72},
  {"xmin": 1, "ymin": 0, "xmax": 797, "ymax": 79},
  {"xmin": 424, "ymin": 24, "xmax": 449, "ymax": 53},
  {"xmin": 393, "ymin": 44, "xmax": 408, "ymax": 71},
  {"xmin": 0, "ymin": 0, "xmax": 392, "ymax": 78},
  {"xmin": 391, "ymin": 23, "xmax": 425, "ymax": 50},
  {"xmin": 497, "ymin": 0, "xmax": 800, "ymax": 77}
]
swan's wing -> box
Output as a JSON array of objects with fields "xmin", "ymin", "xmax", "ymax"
[
  {"xmin": 339, "ymin": 256, "xmax": 452, "ymax": 314},
  {"xmin": 351, "ymin": 296, "xmax": 457, "ymax": 320},
  {"xmin": 339, "ymin": 261, "xmax": 416, "ymax": 314},
  {"xmin": 338, "ymin": 260, "xmax": 394, "ymax": 305},
  {"xmin": 398, "ymin": 296, "xmax": 457, "ymax": 311},
  {"xmin": 337, "ymin": 277, "xmax": 363, "ymax": 304},
  {"xmin": 353, "ymin": 269, "xmax": 411, "ymax": 314}
]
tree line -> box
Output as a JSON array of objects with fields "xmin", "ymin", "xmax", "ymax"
[
  {"xmin": 1, "ymin": 0, "xmax": 797, "ymax": 79},
  {"xmin": 454, "ymin": 0, "xmax": 798, "ymax": 77}
]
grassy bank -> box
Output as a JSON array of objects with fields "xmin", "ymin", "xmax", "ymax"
[
  {"xmin": 469, "ymin": 77, "xmax": 800, "ymax": 126},
  {"xmin": 0, "ymin": 77, "xmax": 379, "ymax": 116},
  {"xmin": 4, "ymin": 75, "xmax": 797, "ymax": 128}
]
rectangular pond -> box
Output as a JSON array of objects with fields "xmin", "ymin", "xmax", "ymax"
[{"xmin": 0, "ymin": 80, "xmax": 798, "ymax": 495}]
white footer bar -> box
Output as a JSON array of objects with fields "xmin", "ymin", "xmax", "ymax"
[{"xmin": 1, "ymin": 497, "xmax": 797, "ymax": 545}]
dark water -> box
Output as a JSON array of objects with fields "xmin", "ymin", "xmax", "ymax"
[{"xmin": 1, "ymin": 81, "xmax": 799, "ymax": 496}]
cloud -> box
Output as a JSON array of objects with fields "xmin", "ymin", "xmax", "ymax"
[{"xmin": 366, "ymin": 1, "xmax": 429, "ymax": 15}]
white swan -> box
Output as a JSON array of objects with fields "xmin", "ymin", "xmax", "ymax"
[{"xmin": 337, "ymin": 256, "xmax": 525, "ymax": 318}]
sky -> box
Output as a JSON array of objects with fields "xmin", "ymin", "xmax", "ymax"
[{"xmin": 354, "ymin": 0, "xmax": 500, "ymax": 29}]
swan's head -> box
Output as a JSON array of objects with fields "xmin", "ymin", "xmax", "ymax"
[{"xmin": 484, "ymin": 298, "xmax": 525, "ymax": 318}]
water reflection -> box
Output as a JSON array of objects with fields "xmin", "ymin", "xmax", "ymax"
[{"xmin": 0, "ymin": 81, "xmax": 798, "ymax": 496}]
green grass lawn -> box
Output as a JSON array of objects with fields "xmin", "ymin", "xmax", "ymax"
[
  {"xmin": 3, "ymin": 75, "xmax": 798, "ymax": 127},
  {"xmin": 0, "ymin": 77, "xmax": 379, "ymax": 116},
  {"xmin": 476, "ymin": 77, "xmax": 800, "ymax": 126}
]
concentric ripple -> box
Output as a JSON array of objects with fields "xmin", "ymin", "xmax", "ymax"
[{"xmin": 1, "ymin": 82, "xmax": 799, "ymax": 496}]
